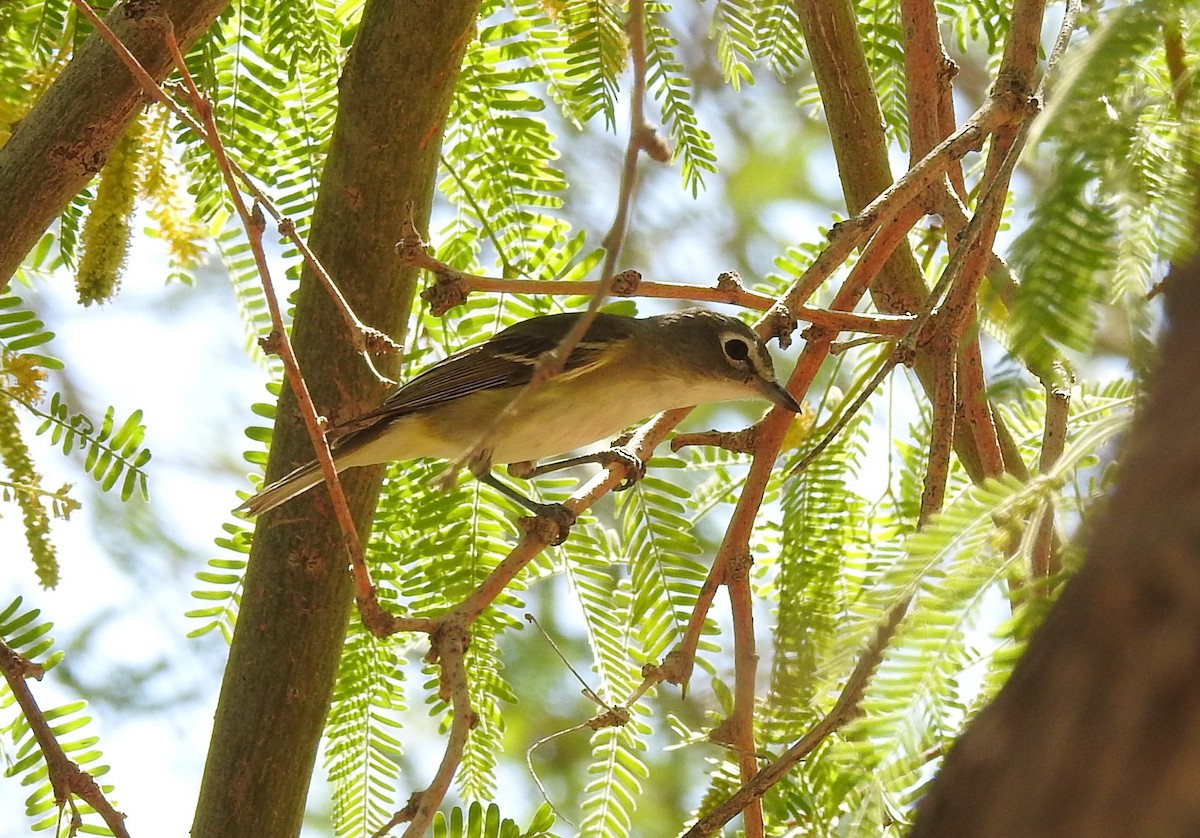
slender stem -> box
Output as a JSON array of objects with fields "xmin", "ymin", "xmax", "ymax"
[
  {"xmin": 156, "ymin": 26, "xmax": 376, "ymax": 606},
  {"xmin": 68, "ymin": 0, "xmax": 395, "ymax": 369},
  {"xmin": 405, "ymin": 244, "xmax": 915, "ymax": 335},
  {"xmin": 726, "ymin": 557, "xmax": 765, "ymax": 837},
  {"xmin": 1032, "ymin": 380, "xmax": 1070, "ymax": 580},
  {"xmin": 778, "ymin": 96, "xmax": 1016, "ymax": 316},
  {"xmin": 957, "ymin": 339, "xmax": 1005, "ymax": 477},
  {"xmin": 0, "ymin": 640, "xmax": 131, "ymax": 838},
  {"xmin": 682, "ymin": 598, "xmax": 911, "ymax": 838},
  {"xmin": 919, "ymin": 356, "xmax": 957, "ymax": 527},
  {"xmin": 437, "ymin": 0, "xmax": 666, "ymax": 485},
  {"xmin": 396, "ymin": 632, "xmax": 477, "ymax": 838},
  {"xmin": 652, "ymin": 203, "xmax": 923, "ymax": 692},
  {"xmin": 600, "ymin": 0, "xmax": 652, "ymax": 281}
]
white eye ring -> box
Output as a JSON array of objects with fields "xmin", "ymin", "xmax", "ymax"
[{"xmin": 723, "ymin": 336, "xmax": 751, "ymax": 362}]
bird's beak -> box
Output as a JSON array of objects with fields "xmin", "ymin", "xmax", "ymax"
[{"xmin": 761, "ymin": 379, "xmax": 802, "ymax": 413}]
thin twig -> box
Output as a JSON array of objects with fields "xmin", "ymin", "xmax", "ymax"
[
  {"xmin": 646, "ymin": 204, "xmax": 923, "ymax": 693},
  {"xmin": 68, "ymin": 0, "xmax": 396, "ymax": 373},
  {"xmin": 793, "ymin": 15, "xmax": 1050, "ymax": 474},
  {"xmin": 902, "ymin": 0, "xmax": 1004, "ymax": 491},
  {"xmin": 901, "ymin": 0, "xmax": 966, "ymax": 197},
  {"xmin": 1037, "ymin": 0, "xmax": 1082, "ymax": 103},
  {"xmin": 389, "ymin": 629, "xmax": 476, "ymax": 838},
  {"xmin": 405, "ymin": 245, "xmax": 915, "ymax": 334},
  {"xmin": 1032, "ymin": 374, "xmax": 1071, "ymax": 580},
  {"xmin": 726, "ymin": 554, "xmax": 765, "ymax": 838},
  {"xmin": 157, "ymin": 26, "xmax": 376, "ymax": 605},
  {"xmin": 433, "ymin": 0, "xmax": 662, "ymax": 489},
  {"xmin": 0, "ymin": 641, "xmax": 131, "ymax": 838},
  {"xmin": 829, "ymin": 333, "xmax": 895, "ymax": 355},
  {"xmin": 956, "ymin": 339, "xmax": 1006, "ymax": 477},
  {"xmin": 600, "ymin": 0, "xmax": 656, "ymax": 282},
  {"xmin": 682, "ymin": 598, "xmax": 911, "ymax": 837},
  {"xmin": 74, "ymin": 0, "xmax": 380, "ymax": 609},
  {"xmin": 778, "ymin": 95, "xmax": 1018, "ymax": 316},
  {"xmin": 368, "ymin": 410, "xmax": 688, "ymax": 834},
  {"xmin": 919, "ymin": 356, "xmax": 957, "ymax": 527}
]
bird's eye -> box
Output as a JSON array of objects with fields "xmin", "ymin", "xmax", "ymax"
[{"xmin": 723, "ymin": 338, "xmax": 750, "ymax": 362}]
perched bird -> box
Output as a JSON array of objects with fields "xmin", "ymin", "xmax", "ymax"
[{"xmin": 238, "ymin": 307, "xmax": 801, "ymax": 516}]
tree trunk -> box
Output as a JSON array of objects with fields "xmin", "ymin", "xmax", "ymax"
[
  {"xmin": 910, "ymin": 251, "xmax": 1200, "ymax": 837},
  {"xmin": 189, "ymin": 2, "xmax": 480, "ymax": 836}
]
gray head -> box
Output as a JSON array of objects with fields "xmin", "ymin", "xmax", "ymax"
[{"xmin": 646, "ymin": 308, "xmax": 801, "ymax": 412}]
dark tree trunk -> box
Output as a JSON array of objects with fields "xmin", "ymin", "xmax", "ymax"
[{"xmin": 910, "ymin": 251, "xmax": 1200, "ymax": 837}]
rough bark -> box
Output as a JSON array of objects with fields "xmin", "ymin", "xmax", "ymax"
[
  {"xmin": 0, "ymin": 0, "xmax": 229, "ymax": 289},
  {"xmin": 910, "ymin": 251, "xmax": 1200, "ymax": 837},
  {"xmin": 189, "ymin": 2, "xmax": 480, "ymax": 836}
]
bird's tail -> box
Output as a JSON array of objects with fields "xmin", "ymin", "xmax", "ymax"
[{"xmin": 236, "ymin": 460, "xmax": 329, "ymax": 516}]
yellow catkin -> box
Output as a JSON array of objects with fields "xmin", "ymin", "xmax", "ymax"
[
  {"xmin": 140, "ymin": 106, "xmax": 207, "ymax": 274},
  {"xmin": 75, "ymin": 118, "xmax": 146, "ymax": 306},
  {"xmin": 779, "ymin": 402, "xmax": 817, "ymax": 451},
  {"xmin": 1, "ymin": 351, "xmax": 48, "ymax": 402},
  {"xmin": 0, "ymin": 396, "xmax": 59, "ymax": 588}
]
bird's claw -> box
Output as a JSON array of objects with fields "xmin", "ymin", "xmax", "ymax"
[
  {"xmin": 519, "ymin": 502, "xmax": 576, "ymax": 546},
  {"xmin": 600, "ymin": 447, "xmax": 645, "ymax": 491}
]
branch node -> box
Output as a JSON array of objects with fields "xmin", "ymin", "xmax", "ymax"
[
  {"xmin": 762, "ymin": 303, "xmax": 798, "ymax": 349},
  {"xmin": 646, "ymin": 646, "xmax": 692, "ymax": 688},
  {"xmin": 635, "ymin": 123, "xmax": 673, "ymax": 163},
  {"xmin": 723, "ymin": 550, "xmax": 753, "ymax": 582},
  {"xmin": 258, "ymin": 329, "xmax": 284, "ymax": 357},
  {"xmin": 420, "ymin": 277, "xmax": 469, "ymax": 316},
  {"xmin": 396, "ymin": 205, "xmax": 429, "ymax": 257},
  {"xmin": 586, "ymin": 706, "xmax": 632, "ymax": 730},
  {"xmin": 708, "ymin": 716, "xmax": 736, "ymax": 746},
  {"xmin": 249, "ymin": 201, "xmax": 266, "ymax": 236},
  {"xmin": 610, "ymin": 269, "xmax": 643, "ymax": 296},
  {"xmin": 893, "ymin": 343, "xmax": 918, "ymax": 367},
  {"xmin": 716, "ymin": 270, "xmax": 744, "ymax": 293}
]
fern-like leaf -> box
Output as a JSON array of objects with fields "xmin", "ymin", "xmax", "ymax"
[
  {"xmin": 644, "ymin": 8, "xmax": 718, "ymax": 195},
  {"xmin": 432, "ymin": 801, "xmax": 558, "ymax": 838},
  {"xmin": 26, "ymin": 393, "xmax": 151, "ymax": 501}
]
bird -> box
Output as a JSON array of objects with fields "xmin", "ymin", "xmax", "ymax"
[{"xmin": 237, "ymin": 306, "xmax": 801, "ymax": 517}]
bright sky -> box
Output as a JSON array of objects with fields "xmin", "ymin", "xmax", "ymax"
[{"xmin": 0, "ymin": 232, "xmax": 277, "ymax": 835}]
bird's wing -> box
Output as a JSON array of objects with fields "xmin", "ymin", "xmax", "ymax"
[{"xmin": 333, "ymin": 314, "xmax": 634, "ymax": 435}]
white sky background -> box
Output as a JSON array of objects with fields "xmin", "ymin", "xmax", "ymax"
[{"xmin": 0, "ymin": 244, "xmax": 271, "ymax": 836}]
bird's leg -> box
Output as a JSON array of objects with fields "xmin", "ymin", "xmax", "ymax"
[
  {"xmin": 470, "ymin": 452, "xmax": 575, "ymax": 544},
  {"xmin": 508, "ymin": 445, "xmax": 646, "ymax": 491}
]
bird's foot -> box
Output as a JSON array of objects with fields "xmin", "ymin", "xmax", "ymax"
[
  {"xmin": 519, "ymin": 502, "xmax": 576, "ymax": 546},
  {"xmin": 596, "ymin": 447, "xmax": 646, "ymax": 491}
]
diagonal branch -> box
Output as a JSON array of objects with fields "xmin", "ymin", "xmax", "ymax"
[
  {"xmin": 0, "ymin": 0, "xmax": 229, "ymax": 289},
  {"xmin": 0, "ymin": 640, "xmax": 131, "ymax": 838}
]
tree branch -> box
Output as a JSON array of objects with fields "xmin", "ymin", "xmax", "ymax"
[
  {"xmin": 0, "ymin": 640, "xmax": 131, "ymax": 838},
  {"xmin": 0, "ymin": 0, "xmax": 229, "ymax": 289}
]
